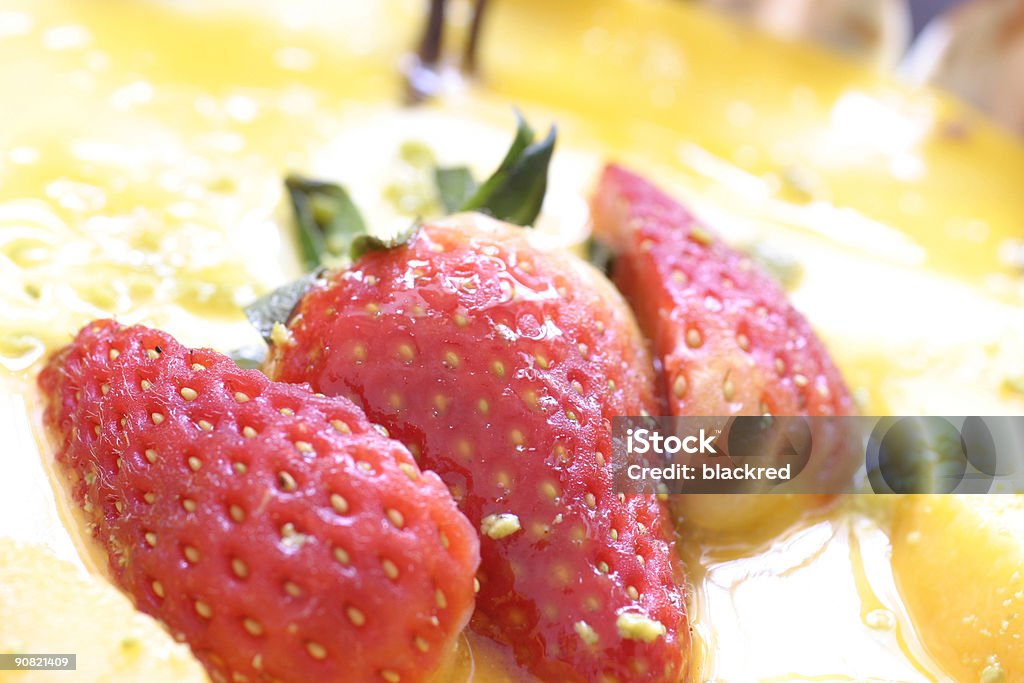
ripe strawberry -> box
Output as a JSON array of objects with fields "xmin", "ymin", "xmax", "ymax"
[
  {"xmin": 591, "ymin": 164, "xmax": 854, "ymax": 419},
  {"xmin": 38, "ymin": 319, "xmax": 479, "ymax": 683},
  {"xmin": 267, "ymin": 214, "xmax": 689, "ymax": 682},
  {"xmin": 591, "ymin": 164, "xmax": 856, "ymax": 530}
]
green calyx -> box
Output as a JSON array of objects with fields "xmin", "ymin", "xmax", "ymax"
[
  {"xmin": 243, "ymin": 111, "xmax": 555, "ymax": 349},
  {"xmin": 449, "ymin": 111, "xmax": 556, "ymax": 226}
]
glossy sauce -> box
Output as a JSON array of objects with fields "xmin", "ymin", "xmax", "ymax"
[{"xmin": 2, "ymin": 1, "xmax": 1024, "ymax": 681}]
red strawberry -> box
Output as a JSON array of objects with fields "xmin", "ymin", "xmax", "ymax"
[
  {"xmin": 591, "ymin": 164, "xmax": 855, "ymax": 419},
  {"xmin": 267, "ymin": 215, "xmax": 689, "ymax": 682},
  {"xmin": 591, "ymin": 164, "xmax": 856, "ymax": 529},
  {"xmin": 38, "ymin": 319, "xmax": 479, "ymax": 683}
]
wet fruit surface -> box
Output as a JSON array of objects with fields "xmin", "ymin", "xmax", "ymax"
[{"xmin": 269, "ymin": 216, "xmax": 687, "ymax": 682}]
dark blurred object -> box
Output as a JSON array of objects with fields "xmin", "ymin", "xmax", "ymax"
[
  {"xmin": 903, "ymin": 0, "xmax": 1024, "ymax": 135},
  {"xmin": 405, "ymin": 0, "xmax": 490, "ymax": 104},
  {"xmin": 908, "ymin": 0, "xmax": 963, "ymax": 35}
]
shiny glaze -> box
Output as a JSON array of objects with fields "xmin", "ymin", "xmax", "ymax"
[{"xmin": 1, "ymin": 0, "xmax": 1023, "ymax": 681}]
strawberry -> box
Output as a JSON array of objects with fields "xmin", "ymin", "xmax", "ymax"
[
  {"xmin": 590, "ymin": 164, "xmax": 856, "ymax": 530},
  {"xmin": 590, "ymin": 164, "xmax": 854, "ymax": 419},
  {"xmin": 38, "ymin": 319, "xmax": 479, "ymax": 683},
  {"xmin": 266, "ymin": 214, "xmax": 689, "ymax": 682}
]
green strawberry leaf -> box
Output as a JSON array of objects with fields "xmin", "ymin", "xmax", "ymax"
[
  {"xmin": 434, "ymin": 165, "xmax": 478, "ymax": 213},
  {"xmin": 285, "ymin": 174, "xmax": 368, "ymax": 271},
  {"xmin": 585, "ymin": 237, "xmax": 615, "ymax": 276},
  {"xmin": 266, "ymin": 112, "xmax": 557, "ymax": 345},
  {"xmin": 458, "ymin": 111, "xmax": 556, "ymax": 226},
  {"xmin": 350, "ymin": 222, "xmax": 422, "ymax": 261},
  {"xmin": 244, "ymin": 270, "xmax": 323, "ymax": 344}
]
